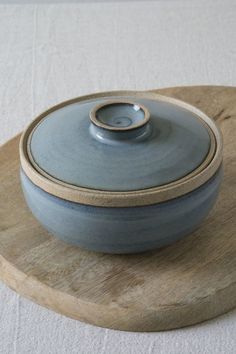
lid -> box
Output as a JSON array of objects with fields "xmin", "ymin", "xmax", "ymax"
[{"xmin": 20, "ymin": 91, "xmax": 223, "ymax": 207}]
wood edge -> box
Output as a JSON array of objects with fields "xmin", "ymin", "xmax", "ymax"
[
  {"xmin": 1, "ymin": 253, "xmax": 236, "ymax": 332},
  {"xmin": 0, "ymin": 133, "xmax": 20, "ymax": 149},
  {"xmin": 149, "ymin": 84, "xmax": 236, "ymax": 93},
  {"xmin": 19, "ymin": 91, "xmax": 223, "ymax": 207},
  {"xmin": 0, "ymin": 85, "xmax": 235, "ymax": 332}
]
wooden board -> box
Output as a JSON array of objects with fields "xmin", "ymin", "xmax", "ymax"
[{"xmin": 0, "ymin": 86, "xmax": 236, "ymax": 332}]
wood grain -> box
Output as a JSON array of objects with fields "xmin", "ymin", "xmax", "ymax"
[{"xmin": 0, "ymin": 86, "xmax": 236, "ymax": 332}]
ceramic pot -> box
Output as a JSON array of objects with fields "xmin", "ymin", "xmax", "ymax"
[{"xmin": 19, "ymin": 91, "xmax": 223, "ymax": 254}]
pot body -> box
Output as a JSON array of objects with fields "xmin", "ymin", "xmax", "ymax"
[{"xmin": 20, "ymin": 167, "xmax": 222, "ymax": 254}]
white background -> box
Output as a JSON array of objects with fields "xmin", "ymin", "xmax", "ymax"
[{"xmin": 0, "ymin": 1, "xmax": 236, "ymax": 353}]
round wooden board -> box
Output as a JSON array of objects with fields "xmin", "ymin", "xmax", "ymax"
[{"xmin": 0, "ymin": 86, "xmax": 236, "ymax": 332}]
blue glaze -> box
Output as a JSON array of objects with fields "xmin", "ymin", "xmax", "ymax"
[
  {"xmin": 20, "ymin": 167, "xmax": 222, "ymax": 254},
  {"xmin": 30, "ymin": 97, "xmax": 210, "ymax": 192},
  {"xmin": 95, "ymin": 102, "xmax": 145, "ymax": 128},
  {"xmin": 89, "ymin": 122, "xmax": 153, "ymax": 145}
]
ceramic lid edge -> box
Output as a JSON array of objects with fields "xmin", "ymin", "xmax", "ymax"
[{"xmin": 19, "ymin": 91, "xmax": 223, "ymax": 207}]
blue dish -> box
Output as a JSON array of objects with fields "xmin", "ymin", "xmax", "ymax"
[
  {"xmin": 19, "ymin": 91, "xmax": 223, "ymax": 254},
  {"xmin": 21, "ymin": 167, "xmax": 222, "ymax": 254}
]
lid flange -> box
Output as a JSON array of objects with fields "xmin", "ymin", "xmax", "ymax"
[{"xmin": 20, "ymin": 91, "xmax": 222, "ymax": 207}]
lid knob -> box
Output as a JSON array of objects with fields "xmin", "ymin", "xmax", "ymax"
[{"xmin": 89, "ymin": 100, "xmax": 151, "ymax": 144}]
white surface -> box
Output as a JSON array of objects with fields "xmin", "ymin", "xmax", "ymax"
[{"xmin": 0, "ymin": 1, "xmax": 236, "ymax": 353}]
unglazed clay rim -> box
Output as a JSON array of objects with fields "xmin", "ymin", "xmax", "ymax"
[
  {"xmin": 90, "ymin": 100, "xmax": 150, "ymax": 131},
  {"xmin": 19, "ymin": 90, "xmax": 223, "ymax": 207}
]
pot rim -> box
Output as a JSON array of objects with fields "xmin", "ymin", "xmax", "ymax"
[{"xmin": 19, "ymin": 90, "xmax": 223, "ymax": 207}]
